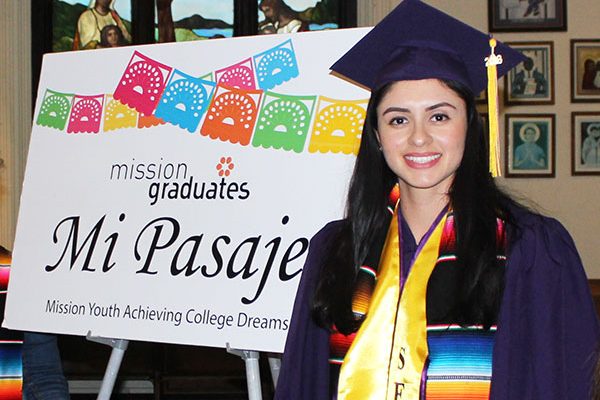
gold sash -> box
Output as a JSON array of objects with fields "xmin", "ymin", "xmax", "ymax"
[{"xmin": 338, "ymin": 209, "xmax": 447, "ymax": 399}]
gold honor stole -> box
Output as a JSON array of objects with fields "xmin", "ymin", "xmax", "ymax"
[{"xmin": 338, "ymin": 209, "xmax": 448, "ymax": 400}]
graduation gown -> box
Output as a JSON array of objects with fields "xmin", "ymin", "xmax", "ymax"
[{"xmin": 274, "ymin": 207, "xmax": 600, "ymax": 399}]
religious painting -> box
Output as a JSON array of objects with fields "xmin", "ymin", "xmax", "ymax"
[
  {"xmin": 52, "ymin": 0, "xmax": 132, "ymax": 51},
  {"xmin": 505, "ymin": 114, "xmax": 555, "ymax": 178},
  {"xmin": 488, "ymin": 0, "xmax": 566, "ymax": 32},
  {"xmin": 257, "ymin": 0, "xmax": 342, "ymax": 35},
  {"xmin": 505, "ymin": 42, "xmax": 554, "ymax": 105},
  {"xmin": 571, "ymin": 39, "xmax": 600, "ymax": 103},
  {"xmin": 571, "ymin": 112, "xmax": 600, "ymax": 175},
  {"xmin": 156, "ymin": 0, "xmax": 234, "ymax": 42}
]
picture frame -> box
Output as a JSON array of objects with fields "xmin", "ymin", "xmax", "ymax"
[
  {"xmin": 571, "ymin": 112, "xmax": 600, "ymax": 175},
  {"xmin": 488, "ymin": 0, "xmax": 566, "ymax": 32},
  {"xmin": 504, "ymin": 41, "xmax": 554, "ymax": 105},
  {"xmin": 570, "ymin": 39, "xmax": 600, "ymax": 103},
  {"xmin": 505, "ymin": 114, "xmax": 555, "ymax": 178}
]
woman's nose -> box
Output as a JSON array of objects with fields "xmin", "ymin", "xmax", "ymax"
[{"xmin": 408, "ymin": 121, "xmax": 431, "ymax": 146}]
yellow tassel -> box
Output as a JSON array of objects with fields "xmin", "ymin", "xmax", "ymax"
[{"xmin": 485, "ymin": 37, "xmax": 503, "ymax": 177}]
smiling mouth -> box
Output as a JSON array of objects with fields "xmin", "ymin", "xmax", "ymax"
[{"xmin": 405, "ymin": 154, "xmax": 441, "ymax": 164}]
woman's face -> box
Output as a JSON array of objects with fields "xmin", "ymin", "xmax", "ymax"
[{"xmin": 376, "ymin": 79, "xmax": 468, "ymax": 196}]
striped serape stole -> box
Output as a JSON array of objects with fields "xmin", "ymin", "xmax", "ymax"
[
  {"xmin": 329, "ymin": 186, "xmax": 398, "ymax": 366},
  {"xmin": 0, "ymin": 253, "xmax": 23, "ymax": 400},
  {"xmin": 423, "ymin": 216, "xmax": 506, "ymax": 399},
  {"xmin": 424, "ymin": 325, "xmax": 495, "ymax": 400},
  {"xmin": 328, "ymin": 265, "xmax": 376, "ymax": 365}
]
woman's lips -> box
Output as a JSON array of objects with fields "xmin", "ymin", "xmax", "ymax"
[{"xmin": 403, "ymin": 153, "xmax": 442, "ymax": 168}]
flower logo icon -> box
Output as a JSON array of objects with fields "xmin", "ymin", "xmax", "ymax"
[{"xmin": 216, "ymin": 156, "xmax": 235, "ymax": 177}]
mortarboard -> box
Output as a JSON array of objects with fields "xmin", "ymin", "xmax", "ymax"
[
  {"xmin": 330, "ymin": 0, "xmax": 527, "ymax": 176},
  {"xmin": 330, "ymin": 0, "xmax": 525, "ymax": 94}
]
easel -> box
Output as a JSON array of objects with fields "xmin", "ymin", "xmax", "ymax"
[{"xmin": 87, "ymin": 333, "xmax": 281, "ymax": 400}]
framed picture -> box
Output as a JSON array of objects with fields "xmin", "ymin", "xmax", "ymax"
[
  {"xmin": 488, "ymin": 0, "xmax": 566, "ymax": 32},
  {"xmin": 570, "ymin": 39, "xmax": 600, "ymax": 103},
  {"xmin": 505, "ymin": 42, "xmax": 554, "ymax": 105},
  {"xmin": 571, "ymin": 112, "xmax": 600, "ymax": 175},
  {"xmin": 505, "ymin": 114, "xmax": 555, "ymax": 177}
]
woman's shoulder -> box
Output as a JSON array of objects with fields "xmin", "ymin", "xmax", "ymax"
[
  {"xmin": 300, "ymin": 220, "xmax": 346, "ymax": 278},
  {"xmin": 509, "ymin": 204, "xmax": 571, "ymax": 242},
  {"xmin": 311, "ymin": 219, "xmax": 345, "ymax": 244},
  {"xmin": 507, "ymin": 204, "xmax": 583, "ymax": 274}
]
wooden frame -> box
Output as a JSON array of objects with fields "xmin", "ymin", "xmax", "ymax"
[
  {"xmin": 570, "ymin": 39, "xmax": 600, "ymax": 103},
  {"xmin": 505, "ymin": 113, "xmax": 555, "ymax": 178},
  {"xmin": 488, "ymin": 0, "xmax": 566, "ymax": 32},
  {"xmin": 571, "ymin": 112, "xmax": 600, "ymax": 175},
  {"xmin": 504, "ymin": 41, "xmax": 554, "ymax": 105}
]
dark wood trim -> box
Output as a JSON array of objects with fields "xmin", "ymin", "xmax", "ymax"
[
  {"xmin": 234, "ymin": 0, "xmax": 258, "ymax": 37},
  {"xmin": 339, "ymin": 0, "xmax": 357, "ymax": 28},
  {"xmin": 30, "ymin": 0, "xmax": 53, "ymax": 110},
  {"xmin": 131, "ymin": 0, "xmax": 155, "ymax": 45}
]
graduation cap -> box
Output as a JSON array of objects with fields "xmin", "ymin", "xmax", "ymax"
[{"xmin": 330, "ymin": 0, "xmax": 526, "ymax": 176}]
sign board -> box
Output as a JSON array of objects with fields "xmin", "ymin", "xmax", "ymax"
[{"xmin": 3, "ymin": 28, "xmax": 370, "ymax": 352}]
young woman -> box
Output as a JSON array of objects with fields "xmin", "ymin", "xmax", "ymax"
[{"xmin": 275, "ymin": 1, "xmax": 599, "ymax": 399}]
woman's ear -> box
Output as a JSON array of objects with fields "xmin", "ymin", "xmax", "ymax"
[{"xmin": 374, "ymin": 128, "xmax": 382, "ymax": 150}]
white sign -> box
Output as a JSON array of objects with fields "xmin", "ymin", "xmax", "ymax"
[{"xmin": 3, "ymin": 28, "xmax": 370, "ymax": 352}]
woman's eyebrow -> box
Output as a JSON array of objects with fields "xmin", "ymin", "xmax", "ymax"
[
  {"xmin": 382, "ymin": 102, "xmax": 457, "ymax": 115},
  {"xmin": 426, "ymin": 102, "xmax": 457, "ymax": 111},
  {"xmin": 381, "ymin": 107, "xmax": 410, "ymax": 115}
]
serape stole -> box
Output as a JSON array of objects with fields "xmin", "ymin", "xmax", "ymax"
[
  {"xmin": 330, "ymin": 210, "xmax": 507, "ymax": 399},
  {"xmin": 0, "ymin": 251, "xmax": 23, "ymax": 400},
  {"xmin": 425, "ymin": 325, "xmax": 496, "ymax": 400},
  {"xmin": 423, "ymin": 217, "xmax": 506, "ymax": 400}
]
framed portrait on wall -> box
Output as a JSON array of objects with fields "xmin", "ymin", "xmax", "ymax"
[
  {"xmin": 570, "ymin": 39, "xmax": 600, "ymax": 103},
  {"xmin": 505, "ymin": 42, "xmax": 554, "ymax": 105},
  {"xmin": 488, "ymin": 0, "xmax": 566, "ymax": 32},
  {"xmin": 505, "ymin": 114, "xmax": 555, "ymax": 178},
  {"xmin": 571, "ymin": 112, "xmax": 600, "ymax": 175}
]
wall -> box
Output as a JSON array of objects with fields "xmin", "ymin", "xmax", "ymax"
[
  {"xmin": 0, "ymin": 2, "xmax": 31, "ymax": 250},
  {"xmin": 358, "ymin": 0, "xmax": 600, "ymax": 278}
]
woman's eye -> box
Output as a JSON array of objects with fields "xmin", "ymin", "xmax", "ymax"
[
  {"xmin": 431, "ymin": 113, "xmax": 449, "ymax": 122},
  {"xmin": 389, "ymin": 116, "xmax": 407, "ymax": 125}
]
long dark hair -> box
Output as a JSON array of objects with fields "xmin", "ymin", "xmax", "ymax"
[{"xmin": 312, "ymin": 79, "xmax": 517, "ymax": 334}]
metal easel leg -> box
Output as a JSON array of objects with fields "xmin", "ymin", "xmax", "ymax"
[
  {"xmin": 86, "ymin": 331, "xmax": 129, "ymax": 400},
  {"xmin": 267, "ymin": 354, "xmax": 281, "ymax": 388},
  {"xmin": 227, "ymin": 343, "xmax": 262, "ymax": 400}
]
